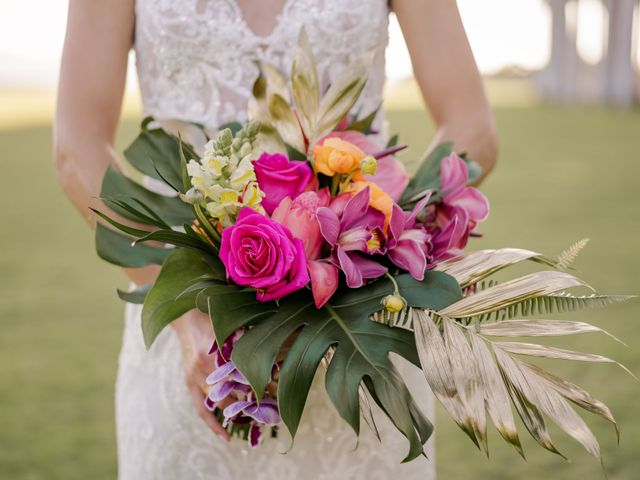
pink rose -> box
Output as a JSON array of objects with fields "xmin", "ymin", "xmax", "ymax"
[
  {"xmin": 219, "ymin": 208, "xmax": 310, "ymax": 302},
  {"xmin": 253, "ymin": 153, "xmax": 314, "ymax": 214}
]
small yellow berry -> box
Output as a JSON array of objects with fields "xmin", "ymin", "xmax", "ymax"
[
  {"xmin": 359, "ymin": 155, "xmax": 378, "ymax": 175},
  {"xmin": 381, "ymin": 294, "xmax": 405, "ymax": 313}
]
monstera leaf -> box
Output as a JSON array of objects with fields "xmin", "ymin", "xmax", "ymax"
[{"xmin": 195, "ymin": 271, "xmax": 463, "ymax": 462}]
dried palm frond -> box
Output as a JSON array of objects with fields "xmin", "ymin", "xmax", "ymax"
[
  {"xmin": 439, "ymin": 271, "xmax": 592, "ymax": 319},
  {"xmin": 433, "ymin": 240, "xmax": 592, "ymax": 290},
  {"xmin": 411, "ymin": 309, "xmax": 625, "ymax": 462},
  {"xmin": 465, "ymin": 292, "xmax": 633, "ymax": 323},
  {"xmin": 434, "ymin": 248, "xmax": 551, "ymax": 288}
]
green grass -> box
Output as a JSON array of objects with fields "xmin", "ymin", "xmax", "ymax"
[{"xmin": 0, "ymin": 106, "xmax": 639, "ymax": 479}]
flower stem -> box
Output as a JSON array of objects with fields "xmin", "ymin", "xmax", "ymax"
[{"xmin": 385, "ymin": 272, "xmax": 400, "ymax": 294}]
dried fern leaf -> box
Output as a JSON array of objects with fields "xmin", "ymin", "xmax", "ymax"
[{"xmin": 556, "ymin": 238, "xmax": 590, "ymax": 270}]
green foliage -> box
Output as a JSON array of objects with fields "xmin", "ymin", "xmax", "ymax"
[
  {"xmin": 141, "ymin": 249, "xmax": 221, "ymax": 348},
  {"xmin": 100, "ymin": 166, "xmax": 193, "ymax": 226},
  {"xmin": 123, "ymin": 118, "xmax": 198, "ymax": 190},
  {"xmin": 117, "ymin": 284, "xmax": 152, "ymax": 304},
  {"xmin": 95, "ymin": 222, "xmax": 169, "ymax": 268},
  {"xmin": 199, "ymin": 272, "xmax": 464, "ymax": 462},
  {"xmin": 401, "ymin": 142, "xmax": 454, "ymax": 204}
]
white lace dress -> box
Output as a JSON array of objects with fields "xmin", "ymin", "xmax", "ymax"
[{"xmin": 115, "ymin": 1, "xmax": 436, "ymax": 478}]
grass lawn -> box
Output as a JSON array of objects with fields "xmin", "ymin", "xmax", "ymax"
[{"xmin": 0, "ymin": 104, "xmax": 639, "ymax": 479}]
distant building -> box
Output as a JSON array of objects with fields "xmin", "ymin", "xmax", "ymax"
[{"xmin": 538, "ymin": 0, "xmax": 639, "ymax": 106}]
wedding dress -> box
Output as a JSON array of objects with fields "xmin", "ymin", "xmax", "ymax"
[{"xmin": 116, "ymin": 1, "xmax": 436, "ymax": 478}]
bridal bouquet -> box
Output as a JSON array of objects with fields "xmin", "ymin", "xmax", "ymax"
[{"xmin": 94, "ymin": 32, "xmax": 632, "ymax": 463}]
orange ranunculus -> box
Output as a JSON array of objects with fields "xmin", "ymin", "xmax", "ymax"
[
  {"xmin": 346, "ymin": 180, "xmax": 394, "ymax": 229},
  {"xmin": 312, "ymin": 137, "xmax": 366, "ymax": 176}
]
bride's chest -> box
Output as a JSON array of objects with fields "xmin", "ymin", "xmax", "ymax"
[{"xmin": 135, "ymin": 0, "xmax": 389, "ymax": 72}]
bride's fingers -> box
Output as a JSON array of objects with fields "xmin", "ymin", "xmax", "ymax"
[{"xmin": 187, "ymin": 384, "xmax": 230, "ymax": 441}]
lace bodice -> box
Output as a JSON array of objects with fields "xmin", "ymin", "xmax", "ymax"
[
  {"xmin": 117, "ymin": 2, "xmax": 436, "ymax": 478},
  {"xmin": 135, "ymin": 0, "xmax": 389, "ymax": 129}
]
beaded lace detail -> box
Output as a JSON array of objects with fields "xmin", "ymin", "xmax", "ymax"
[
  {"xmin": 135, "ymin": 0, "xmax": 389, "ymax": 129},
  {"xmin": 117, "ymin": 1, "xmax": 436, "ymax": 478}
]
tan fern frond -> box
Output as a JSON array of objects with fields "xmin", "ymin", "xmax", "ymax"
[{"xmin": 555, "ymin": 238, "xmax": 590, "ymax": 270}]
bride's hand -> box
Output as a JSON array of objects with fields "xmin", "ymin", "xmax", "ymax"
[{"xmin": 172, "ymin": 309, "xmax": 231, "ymax": 441}]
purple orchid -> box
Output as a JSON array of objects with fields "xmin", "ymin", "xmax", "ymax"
[
  {"xmin": 204, "ymin": 328, "xmax": 281, "ymax": 447},
  {"xmin": 316, "ymin": 187, "xmax": 388, "ymax": 288},
  {"xmin": 387, "ymin": 194, "xmax": 432, "ymax": 280},
  {"xmin": 223, "ymin": 397, "xmax": 281, "ymax": 447},
  {"xmin": 204, "ymin": 360, "xmax": 251, "ymax": 411}
]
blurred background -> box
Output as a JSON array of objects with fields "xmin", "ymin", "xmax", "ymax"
[{"xmin": 1, "ymin": 0, "xmax": 639, "ymax": 479}]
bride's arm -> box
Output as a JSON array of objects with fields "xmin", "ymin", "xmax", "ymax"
[
  {"xmin": 54, "ymin": 0, "xmax": 159, "ymax": 285},
  {"xmin": 55, "ymin": 0, "xmax": 229, "ymax": 440},
  {"xmin": 392, "ymin": 0, "xmax": 498, "ymax": 181}
]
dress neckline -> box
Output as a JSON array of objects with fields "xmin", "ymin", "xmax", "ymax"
[{"xmin": 230, "ymin": 0, "xmax": 294, "ymax": 44}]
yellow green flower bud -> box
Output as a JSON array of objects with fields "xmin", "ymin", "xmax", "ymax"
[
  {"xmin": 381, "ymin": 294, "xmax": 405, "ymax": 313},
  {"xmin": 179, "ymin": 187, "xmax": 204, "ymax": 205},
  {"xmin": 359, "ymin": 155, "xmax": 377, "ymax": 175}
]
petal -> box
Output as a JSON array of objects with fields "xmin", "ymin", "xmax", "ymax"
[
  {"xmin": 388, "ymin": 203, "xmax": 406, "ymax": 245},
  {"xmin": 440, "ymin": 154, "xmax": 468, "ymax": 200},
  {"xmin": 337, "ymin": 247, "xmax": 363, "ymax": 288},
  {"xmin": 207, "ymin": 380, "xmax": 237, "ymax": 402},
  {"xmin": 406, "ymin": 192, "xmax": 432, "ymax": 228},
  {"xmin": 338, "ymin": 226, "xmax": 370, "ymax": 251},
  {"xmin": 228, "ymin": 368, "xmax": 250, "ymax": 385},
  {"xmin": 205, "ymin": 361, "xmax": 237, "ymax": 385},
  {"xmin": 389, "ymin": 240, "xmax": 427, "ymax": 281},
  {"xmin": 223, "ymin": 400, "xmax": 252, "ymax": 420},
  {"xmin": 308, "ymin": 260, "xmax": 339, "ymax": 308},
  {"xmin": 270, "ymin": 196, "xmax": 293, "ymax": 224},
  {"xmin": 450, "ymin": 187, "xmax": 490, "ymax": 222},
  {"xmin": 340, "ymin": 187, "xmax": 370, "ymax": 229},
  {"xmin": 249, "ymin": 423, "xmax": 262, "ymax": 448},
  {"xmin": 316, "ymin": 207, "xmax": 340, "ymax": 245},
  {"xmin": 329, "ymin": 192, "xmax": 352, "ymax": 216},
  {"xmin": 348, "ymin": 253, "xmax": 388, "ymax": 280},
  {"xmin": 244, "ymin": 399, "xmax": 281, "ymax": 425}
]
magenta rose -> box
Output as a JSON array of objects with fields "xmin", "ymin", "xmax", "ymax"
[
  {"xmin": 219, "ymin": 208, "xmax": 310, "ymax": 302},
  {"xmin": 253, "ymin": 153, "xmax": 314, "ymax": 214}
]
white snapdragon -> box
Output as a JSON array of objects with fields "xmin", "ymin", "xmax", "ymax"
[{"xmin": 184, "ymin": 122, "xmax": 264, "ymax": 227}]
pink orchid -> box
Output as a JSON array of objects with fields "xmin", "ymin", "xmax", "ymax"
[
  {"xmin": 428, "ymin": 154, "xmax": 489, "ymax": 261},
  {"xmin": 316, "ymin": 187, "xmax": 388, "ymax": 290},
  {"xmin": 387, "ymin": 194, "xmax": 432, "ymax": 280},
  {"xmin": 439, "ymin": 153, "xmax": 489, "ymax": 225}
]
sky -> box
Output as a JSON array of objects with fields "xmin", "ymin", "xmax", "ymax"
[{"xmin": 0, "ymin": 0, "xmax": 637, "ymax": 89}]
